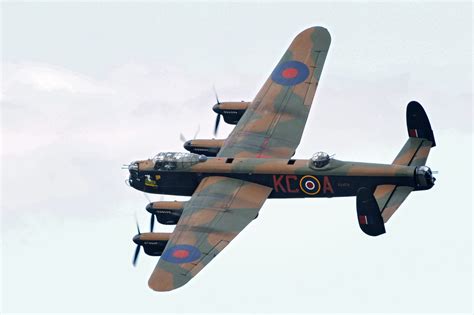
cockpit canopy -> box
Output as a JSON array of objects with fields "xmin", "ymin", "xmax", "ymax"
[
  {"xmin": 310, "ymin": 152, "xmax": 331, "ymax": 168},
  {"xmin": 153, "ymin": 152, "xmax": 207, "ymax": 171}
]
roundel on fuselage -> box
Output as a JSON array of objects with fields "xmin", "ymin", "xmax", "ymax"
[{"xmin": 299, "ymin": 175, "xmax": 321, "ymax": 195}]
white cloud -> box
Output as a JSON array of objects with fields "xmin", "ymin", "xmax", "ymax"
[{"xmin": 3, "ymin": 62, "xmax": 116, "ymax": 95}]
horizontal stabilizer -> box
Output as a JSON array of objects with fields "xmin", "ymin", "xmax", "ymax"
[
  {"xmin": 373, "ymin": 185, "xmax": 414, "ymax": 223},
  {"xmin": 356, "ymin": 187, "xmax": 386, "ymax": 236},
  {"xmin": 377, "ymin": 101, "xmax": 436, "ymax": 222}
]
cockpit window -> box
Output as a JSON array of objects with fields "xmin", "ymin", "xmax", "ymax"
[
  {"xmin": 310, "ymin": 152, "xmax": 331, "ymax": 168},
  {"xmin": 152, "ymin": 152, "xmax": 207, "ymax": 171}
]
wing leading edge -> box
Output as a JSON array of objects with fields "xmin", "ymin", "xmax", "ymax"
[
  {"xmin": 148, "ymin": 176, "xmax": 272, "ymax": 291},
  {"xmin": 218, "ymin": 26, "xmax": 331, "ymax": 158}
]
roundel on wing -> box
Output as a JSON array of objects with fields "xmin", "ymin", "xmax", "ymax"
[
  {"xmin": 271, "ymin": 60, "xmax": 310, "ymax": 86},
  {"xmin": 161, "ymin": 245, "xmax": 201, "ymax": 264}
]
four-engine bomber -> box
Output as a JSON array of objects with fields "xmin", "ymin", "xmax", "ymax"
[{"xmin": 126, "ymin": 26, "xmax": 437, "ymax": 292}]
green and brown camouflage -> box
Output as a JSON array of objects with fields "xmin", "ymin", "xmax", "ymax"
[
  {"xmin": 126, "ymin": 27, "xmax": 436, "ymax": 291},
  {"xmin": 217, "ymin": 26, "xmax": 331, "ymax": 158},
  {"xmin": 147, "ymin": 176, "xmax": 271, "ymax": 291},
  {"xmin": 131, "ymin": 156, "xmax": 426, "ymax": 199}
]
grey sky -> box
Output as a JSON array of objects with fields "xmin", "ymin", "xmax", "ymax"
[{"xmin": 1, "ymin": 1, "xmax": 472, "ymax": 313}]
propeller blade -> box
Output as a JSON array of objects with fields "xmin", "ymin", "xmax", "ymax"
[
  {"xmin": 193, "ymin": 125, "xmax": 200, "ymax": 139},
  {"xmin": 432, "ymin": 170, "xmax": 439, "ymax": 174},
  {"xmin": 132, "ymin": 245, "xmax": 141, "ymax": 266},
  {"xmin": 214, "ymin": 113, "xmax": 221, "ymax": 136},
  {"xmin": 150, "ymin": 213, "xmax": 155, "ymax": 232},
  {"xmin": 213, "ymin": 85, "xmax": 220, "ymax": 104},
  {"xmin": 179, "ymin": 133, "xmax": 187, "ymax": 143},
  {"xmin": 135, "ymin": 219, "xmax": 141, "ymax": 235}
]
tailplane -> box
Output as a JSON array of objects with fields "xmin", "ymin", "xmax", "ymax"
[
  {"xmin": 374, "ymin": 101, "xmax": 436, "ymax": 223},
  {"xmin": 358, "ymin": 101, "xmax": 436, "ymax": 235}
]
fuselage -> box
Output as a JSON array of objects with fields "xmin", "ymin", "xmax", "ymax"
[{"xmin": 128, "ymin": 156, "xmax": 427, "ymax": 198}]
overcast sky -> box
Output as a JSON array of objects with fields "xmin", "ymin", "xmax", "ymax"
[{"xmin": 1, "ymin": 1, "xmax": 472, "ymax": 314}]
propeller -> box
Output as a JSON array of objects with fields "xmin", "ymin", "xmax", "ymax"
[
  {"xmin": 150, "ymin": 211, "xmax": 155, "ymax": 232},
  {"xmin": 132, "ymin": 216, "xmax": 141, "ymax": 266},
  {"xmin": 213, "ymin": 86, "xmax": 222, "ymax": 136},
  {"xmin": 179, "ymin": 125, "xmax": 201, "ymax": 143},
  {"xmin": 147, "ymin": 195, "xmax": 163, "ymax": 233}
]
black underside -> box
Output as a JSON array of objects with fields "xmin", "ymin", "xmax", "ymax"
[
  {"xmin": 143, "ymin": 241, "xmax": 168, "ymax": 256},
  {"xmin": 132, "ymin": 171, "xmax": 415, "ymax": 199},
  {"xmin": 223, "ymin": 110, "xmax": 245, "ymax": 125},
  {"xmin": 155, "ymin": 210, "xmax": 181, "ymax": 225},
  {"xmin": 185, "ymin": 147, "xmax": 220, "ymax": 157}
]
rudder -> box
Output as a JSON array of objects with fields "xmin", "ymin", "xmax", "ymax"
[{"xmin": 393, "ymin": 101, "xmax": 436, "ymax": 167}]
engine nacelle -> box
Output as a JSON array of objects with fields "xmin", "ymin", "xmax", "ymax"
[
  {"xmin": 183, "ymin": 139, "xmax": 224, "ymax": 157},
  {"xmin": 133, "ymin": 232, "xmax": 170, "ymax": 256},
  {"xmin": 213, "ymin": 101, "xmax": 250, "ymax": 125},
  {"xmin": 146, "ymin": 201, "xmax": 186, "ymax": 225}
]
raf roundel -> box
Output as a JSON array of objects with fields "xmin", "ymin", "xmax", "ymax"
[
  {"xmin": 271, "ymin": 60, "xmax": 310, "ymax": 86},
  {"xmin": 161, "ymin": 244, "xmax": 201, "ymax": 264},
  {"xmin": 299, "ymin": 175, "xmax": 321, "ymax": 195}
]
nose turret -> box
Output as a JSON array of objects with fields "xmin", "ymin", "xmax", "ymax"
[
  {"xmin": 128, "ymin": 161, "xmax": 138, "ymax": 171},
  {"xmin": 128, "ymin": 161, "xmax": 141, "ymax": 188}
]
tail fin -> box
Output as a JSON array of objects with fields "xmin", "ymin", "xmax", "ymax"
[
  {"xmin": 356, "ymin": 188, "xmax": 386, "ymax": 236},
  {"xmin": 373, "ymin": 101, "xmax": 436, "ymax": 223},
  {"xmin": 393, "ymin": 101, "xmax": 436, "ymax": 166}
]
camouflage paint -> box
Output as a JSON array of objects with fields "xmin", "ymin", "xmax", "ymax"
[
  {"xmin": 130, "ymin": 157, "xmax": 419, "ymax": 198},
  {"xmin": 126, "ymin": 26, "xmax": 437, "ymax": 292},
  {"xmin": 217, "ymin": 27, "xmax": 331, "ymax": 158},
  {"xmin": 147, "ymin": 176, "xmax": 272, "ymax": 291}
]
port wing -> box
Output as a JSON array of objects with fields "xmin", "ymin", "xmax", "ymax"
[
  {"xmin": 217, "ymin": 26, "xmax": 331, "ymax": 158},
  {"xmin": 148, "ymin": 176, "xmax": 272, "ymax": 291}
]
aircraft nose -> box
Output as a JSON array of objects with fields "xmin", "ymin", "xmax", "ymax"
[{"xmin": 128, "ymin": 161, "xmax": 138, "ymax": 171}]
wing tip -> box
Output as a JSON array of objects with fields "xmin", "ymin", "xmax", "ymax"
[
  {"xmin": 299, "ymin": 26, "xmax": 331, "ymax": 38},
  {"xmin": 148, "ymin": 275, "xmax": 180, "ymax": 292},
  {"xmin": 148, "ymin": 267, "xmax": 190, "ymax": 292}
]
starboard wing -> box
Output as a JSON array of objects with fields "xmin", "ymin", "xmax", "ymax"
[
  {"xmin": 148, "ymin": 176, "xmax": 272, "ymax": 291},
  {"xmin": 217, "ymin": 26, "xmax": 331, "ymax": 158}
]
